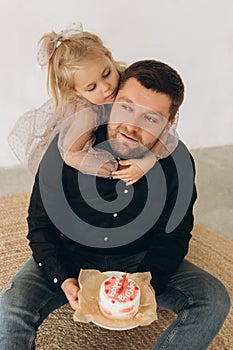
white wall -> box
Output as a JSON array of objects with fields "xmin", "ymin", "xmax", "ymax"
[{"xmin": 1, "ymin": 0, "xmax": 233, "ymax": 167}]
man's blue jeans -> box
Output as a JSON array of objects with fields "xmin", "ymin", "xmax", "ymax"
[{"xmin": 0, "ymin": 252, "xmax": 230, "ymax": 350}]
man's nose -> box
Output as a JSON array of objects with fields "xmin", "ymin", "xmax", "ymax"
[{"xmin": 124, "ymin": 117, "xmax": 141, "ymax": 132}]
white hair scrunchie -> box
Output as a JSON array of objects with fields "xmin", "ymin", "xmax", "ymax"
[{"xmin": 37, "ymin": 22, "xmax": 83, "ymax": 66}]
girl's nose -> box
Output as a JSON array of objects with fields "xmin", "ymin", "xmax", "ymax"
[{"xmin": 102, "ymin": 81, "xmax": 111, "ymax": 93}]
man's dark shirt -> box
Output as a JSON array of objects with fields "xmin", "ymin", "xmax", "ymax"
[{"xmin": 27, "ymin": 125, "xmax": 197, "ymax": 295}]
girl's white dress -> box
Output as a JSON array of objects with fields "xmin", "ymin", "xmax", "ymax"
[{"xmin": 8, "ymin": 98, "xmax": 117, "ymax": 176}]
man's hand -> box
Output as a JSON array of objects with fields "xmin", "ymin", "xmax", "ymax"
[
  {"xmin": 61, "ymin": 278, "xmax": 80, "ymax": 310},
  {"xmin": 149, "ymin": 284, "xmax": 156, "ymax": 297}
]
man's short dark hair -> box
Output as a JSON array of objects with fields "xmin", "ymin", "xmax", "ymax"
[{"xmin": 119, "ymin": 60, "xmax": 184, "ymax": 120}]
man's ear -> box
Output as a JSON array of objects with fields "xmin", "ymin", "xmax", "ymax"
[
  {"xmin": 169, "ymin": 110, "xmax": 179, "ymax": 125},
  {"xmin": 169, "ymin": 116, "xmax": 176, "ymax": 125},
  {"xmin": 161, "ymin": 117, "xmax": 175, "ymax": 136},
  {"xmin": 164, "ymin": 118, "xmax": 174, "ymax": 133}
]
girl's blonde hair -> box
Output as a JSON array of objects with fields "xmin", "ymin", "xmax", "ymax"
[{"xmin": 38, "ymin": 31, "xmax": 125, "ymax": 108}]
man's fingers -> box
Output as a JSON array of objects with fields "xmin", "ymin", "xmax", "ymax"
[
  {"xmin": 112, "ymin": 170, "xmax": 128, "ymax": 178},
  {"xmin": 69, "ymin": 298, "xmax": 79, "ymax": 311},
  {"xmin": 118, "ymin": 160, "xmax": 131, "ymax": 166}
]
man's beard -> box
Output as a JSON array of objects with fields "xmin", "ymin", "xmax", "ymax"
[{"xmin": 107, "ymin": 125, "xmax": 157, "ymax": 159}]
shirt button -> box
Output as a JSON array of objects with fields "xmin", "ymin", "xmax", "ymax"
[
  {"xmin": 38, "ymin": 262, "xmax": 42, "ymax": 267},
  {"xmin": 104, "ymin": 236, "xmax": 109, "ymax": 241},
  {"xmin": 53, "ymin": 277, "xmax": 58, "ymax": 283},
  {"xmin": 113, "ymin": 212, "xmax": 118, "ymax": 217},
  {"xmin": 124, "ymin": 189, "xmax": 129, "ymax": 194}
]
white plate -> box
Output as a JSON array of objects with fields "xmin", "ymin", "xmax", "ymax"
[
  {"xmin": 92, "ymin": 320, "xmax": 138, "ymax": 331},
  {"xmin": 92, "ymin": 271, "xmax": 139, "ymax": 331}
]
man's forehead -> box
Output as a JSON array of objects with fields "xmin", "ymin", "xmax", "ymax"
[{"xmin": 115, "ymin": 77, "xmax": 171, "ymax": 119}]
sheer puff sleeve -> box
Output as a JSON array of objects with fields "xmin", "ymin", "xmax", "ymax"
[
  {"xmin": 9, "ymin": 99, "xmax": 117, "ymax": 177},
  {"xmin": 8, "ymin": 99, "xmax": 62, "ymax": 175},
  {"xmin": 57, "ymin": 105, "xmax": 118, "ymax": 177}
]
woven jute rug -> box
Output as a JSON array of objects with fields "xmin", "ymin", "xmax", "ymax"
[{"xmin": 0, "ymin": 193, "xmax": 232, "ymax": 350}]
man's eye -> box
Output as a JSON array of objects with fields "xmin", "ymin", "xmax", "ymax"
[
  {"xmin": 121, "ymin": 104, "xmax": 133, "ymax": 112},
  {"xmin": 144, "ymin": 115, "xmax": 159, "ymax": 123},
  {"xmin": 103, "ymin": 69, "xmax": 111, "ymax": 78},
  {"xmin": 87, "ymin": 84, "xmax": 96, "ymax": 92}
]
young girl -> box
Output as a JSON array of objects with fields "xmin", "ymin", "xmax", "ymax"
[{"xmin": 9, "ymin": 23, "xmax": 179, "ymax": 184}]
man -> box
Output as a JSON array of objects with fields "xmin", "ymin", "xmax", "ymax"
[{"xmin": 0, "ymin": 60, "xmax": 230, "ymax": 349}]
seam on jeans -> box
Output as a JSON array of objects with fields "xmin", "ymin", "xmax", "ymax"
[
  {"xmin": 157, "ymin": 284, "xmax": 194, "ymax": 349},
  {"xmin": 159, "ymin": 308, "xmax": 190, "ymax": 349}
]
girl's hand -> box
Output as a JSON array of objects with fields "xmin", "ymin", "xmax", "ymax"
[
  {"xmin": 95, "ymin": 159, "xmax": 118, "ymax": 178},
  {"xmin": 112, "ymin": 152, "xmax": 158, "ymax": 186},
  {"xmin": 112, "ymin": 159, "xmax": 145, "ymax": 186},
  {"xmin": 64, "ymin": 149, "xmax": 118, "ymax": 178}
]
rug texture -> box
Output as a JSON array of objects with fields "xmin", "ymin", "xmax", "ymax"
[{"xmin": 0, "ymin": 193, "xmax": 232, "ymax": 350}]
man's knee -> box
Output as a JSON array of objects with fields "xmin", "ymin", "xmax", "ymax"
[
  {"xmin": 210, "ymin": 277, "xmax": 231, "ymax": 320},
  {"xmin": 198, "ymin": 273, "xmax": 231, "ymax": 323}
]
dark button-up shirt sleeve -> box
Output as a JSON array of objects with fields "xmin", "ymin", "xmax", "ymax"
[
  {"xmin": 137, "ymin": 202, "xmax": 195, "ymax": 295},
  {"xmin": 27, "ymin": 170, "xmax": 78, "ymax": 288},
  {"xmin": 137, "ymin": 145, "xmax": 197, "ymax": 295}
]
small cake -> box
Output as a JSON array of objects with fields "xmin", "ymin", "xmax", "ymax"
[{"xmin": 98, "ymin": 274, "xmax": 140, "ymax": 320}]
